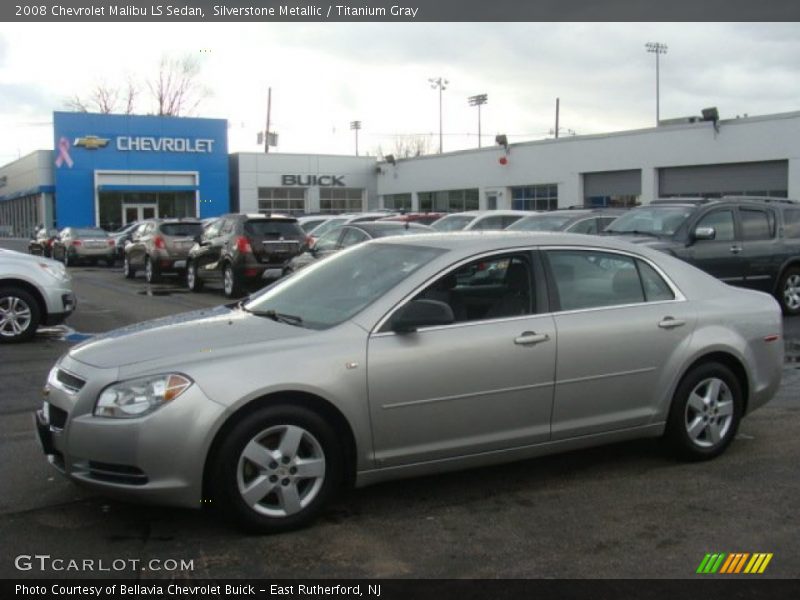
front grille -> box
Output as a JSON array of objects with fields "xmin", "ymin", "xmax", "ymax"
[
  {"xmin": 87, "ymin": 461, "xmax": 148, "ymax": 486},
  {"xmin": 56, "ymin": 369, "xmax": 85, "ymax": 393},
  {"xmin": 48, "ymin": 404, "xmax": 68, "ymax": 429}
]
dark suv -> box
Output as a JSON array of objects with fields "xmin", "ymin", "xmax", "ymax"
[
  {"xmin": 604, "ymin": 196, "xmax": 800, "ymax": 314},
  {"xmin": 186, "ymin": 214, "xmax": 306, "ymax": 297}
]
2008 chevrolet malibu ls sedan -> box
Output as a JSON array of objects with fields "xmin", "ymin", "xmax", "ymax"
[{"xmin": 35, "ymin": 232, "xmax": 783, "ymax": 532}]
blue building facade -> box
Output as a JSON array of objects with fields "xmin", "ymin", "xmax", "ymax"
[{"xmin": 53, "ymin": 112, "xmax": 229, "ymax": 230}]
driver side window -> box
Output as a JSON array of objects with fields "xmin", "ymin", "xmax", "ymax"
[{"xmin": 696, "ymin": 210, "xmax": 735, "ymax": 242}]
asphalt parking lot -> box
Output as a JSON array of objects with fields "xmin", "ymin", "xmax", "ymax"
[{"xmin": 1, "ymin": 238, "xmax": 799, "ymax": 579}]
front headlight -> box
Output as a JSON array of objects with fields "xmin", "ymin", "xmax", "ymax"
[
  {"xmin": 38, "ymin": 261, "xmax": 69, "ymax": 282},
  {"xmin": 95, "ymin": 374, "xmax": 193, "ymax": 419}
]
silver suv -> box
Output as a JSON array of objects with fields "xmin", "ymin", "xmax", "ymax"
[
  {"xmin": 0, "ymin": 249, "xmax": 76, "ymax": 342},
  {"xmin": 123, "ymin": 219, "xmax": 204, "ymax": 284}
]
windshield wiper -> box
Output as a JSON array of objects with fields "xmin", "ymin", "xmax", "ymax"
[{"xmin": 241, "ymin": 307, "xmax": 304, "ymax": 326}]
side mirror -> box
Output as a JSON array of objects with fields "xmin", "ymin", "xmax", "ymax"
[
  {"xmin": 693, "ymin": 226, "xmax": 716, "ymax": 241},
  {"xmin": 391, "ymin": 299, "xmax": 454, "ymax": 333}
]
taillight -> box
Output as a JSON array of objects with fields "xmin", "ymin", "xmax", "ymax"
[
  {"xmin": 107, "ymin": 239, "xmax": 115, "ymax": 247},
  {"xmin": 47, "ymin": 240, "xmax": 54, "ymax": 248},
  {"xmin": 71, "ymin": 240, "xmax": 82, "ymax": 247},
  {"xmin": 153, "ymin": 236, "xmax": 166, "ymax": 249},
  {"xmin": 305, "ymin": 235, "xmax": 313, "ymax": 247},
  {"xmin": 235, "ymin": 236, "xmax": 252, "ymax": 254}
]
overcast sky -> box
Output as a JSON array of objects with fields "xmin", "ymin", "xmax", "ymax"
[{"xmin": 1, "ymin": 22, "xmax": 799, "ymax": 164}]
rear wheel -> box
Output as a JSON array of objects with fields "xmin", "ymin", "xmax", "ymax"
[
  {"xmin": 0, "ymin": 286, "xmax": 41, "ymax": 343},
  {"xmin": 208, "ymin": 405, "xmax": 343, "ymax": 533},
  {"xmin": 778, "ymin": 266, "xmax": 800, "ymax": 316},
  {"xmin": 187, "ymin": 261, "xmax": 204, "ymax": 292},
  {"xmin": 665, "ymin": 362, "xmax": 742, "ymax": 461},
  {"xmin": 223, "ymin": 264, "xmax": 242, "ymax": 298}
]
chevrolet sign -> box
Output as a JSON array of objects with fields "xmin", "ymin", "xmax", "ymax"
[
  {"xmin": 73, "ymin": 135, "xmax": 110, "ymax": 149},
  {"xmin": 116, "ymin": 136, "xmax": 215, "ymax": 153}
]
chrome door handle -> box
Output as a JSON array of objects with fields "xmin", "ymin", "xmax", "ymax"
[
  {"xmin": 514, "ymin": 332, "xmax": 550, "ymax": 345},
  {"xmin": 658, "ymin": 317, "xmax": 686, "ymax": 329},
  {"xmin": 729, "ymin": 245, "xmax": 742, "ymax": 254}
]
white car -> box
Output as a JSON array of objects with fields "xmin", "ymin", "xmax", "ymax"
[
  {"xmin": 0, "ymin": 249, "xmax": 76, "ymax": 342},
  {"xmin": 430, "ymin": 210, "xmax": 531, "ymax": 232}
]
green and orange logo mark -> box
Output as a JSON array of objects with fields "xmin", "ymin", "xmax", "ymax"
[{"xmin": 697, "ymin": 552, "xmax": 773, "ymax": 574}]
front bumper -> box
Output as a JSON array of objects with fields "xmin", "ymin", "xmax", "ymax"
[{"xmin": 35, "ymin": 357, "xmax": 226, "ymax": 508}]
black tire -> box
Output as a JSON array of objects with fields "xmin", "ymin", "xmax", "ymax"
[
  {"xmin": 223, "ymin": 263, "xmax": 242, "ymax": 298},
  {"xmin": 145, "ymin": 256, "xmax": 160, "ymax": 284},
  {"xmin": 208, "ymin": 404, "xmax": 344, "ymax": 533},
  {"xmin": 89, "ymin": 258, "xmax": 98, "ymax": 267},
  {"xmin": 123, "ymin": 255, "xmax": 136, "ymax": 279},
  {"xmin": 777, "ymin": 266, "xmax": 800, "ymax": 316},
  {"xmin": 665, "ymin": 362, "xmax": 743, "ymax": 461},
  {"xmin": 0, "ymin": 286, "xmax": 41, "ymax": 343},
  {"xmin": 186, "ymin": 261, "xmax": 204, "ymax": 292}
]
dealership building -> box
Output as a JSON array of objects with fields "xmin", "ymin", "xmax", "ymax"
[{"xmin": 1, "ymin": 109, "xmax": 799, "ymax": 236}]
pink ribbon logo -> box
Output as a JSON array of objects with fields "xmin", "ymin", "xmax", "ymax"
[{"xmin": 55, "ymin": 137, "xmax": 73, "ymax": 168}]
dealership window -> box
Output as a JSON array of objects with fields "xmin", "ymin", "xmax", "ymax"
[
  {"xmin": 258, "ymin": 187, "xmax": 306, "ymax": 215},
  {"xmin": 382, "ymin": 193, "xmax": 412, "ymax": 211},
  {"xmin": 320, "ymin": 188, "xmax": 364, "ymax": 213},
  {"xmin": 418, "ymin": 189, "xmax": 479, "ymax": 212},
  {"xmin": 511, "ymin": 184, "xmax": 558, "ymax": 211}
]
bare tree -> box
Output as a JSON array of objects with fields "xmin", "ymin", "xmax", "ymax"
[
  {"xmin": 147, "ymin": 55, "xmax": 209, "ymax": 116},
  {"xmin": 374, "ymin": 135, "xmax": 433, "ymax": 160}
]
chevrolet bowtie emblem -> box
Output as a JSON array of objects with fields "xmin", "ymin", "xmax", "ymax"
[{"xmin": 73, "ymin": 135, "xmax": 110, "ymax": 150}]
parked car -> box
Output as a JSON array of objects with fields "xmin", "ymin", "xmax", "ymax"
[
  {"xmin": 109, "ymin": 221, "xmax": 140, "ymax": 260},
  {"xmin": 285, "ymin": 221, "xmax": 433, "ymax": 274},
  {"xmin": 0, "ymin": 248, "xmax": 75, "ymax": 342},
  {"xmin": 430, "ymin": 210, "xmax": 530, "ymax": 232},
  {"xmin": 51, "ymin": 227, "xmax": 115, "ymax": 267},
  {"xmin": 379, "ymin": 212, "xmax": 446, "ymax": 226},
  {"xmin": 297, "ymin": 215, "xmax": 330, "ymax": 234},
  {"xmin": 186, "ymin": 213, "xmax": 306, "ymax": 297},
  {"xmin": 306, "ymin": 213, "xmax": 395, "ymax": 243},
  {"xmin": 123, "ymin": 219, "xmax": 204, "ymax": 284},
  {"xmin": 507, "ymin": 208, "xmax": 626, "ymax": 234},
  {"xmin": 36, "ymin": 232, "xmax": 782, "ymax": 532},
  {"xmin": 604, "ymin": 196, "xmax": 800, "ymax": 315},
  {"xmin": 28, "ymin": 227, "xmax": 59, "ymax": 257}
]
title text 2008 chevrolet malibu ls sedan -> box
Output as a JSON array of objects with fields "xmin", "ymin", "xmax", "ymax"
[{"xmin": 35, "ymin": 232, "xmax": 783, "ymax": 532}]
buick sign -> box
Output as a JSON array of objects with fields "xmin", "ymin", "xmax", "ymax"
[{"xmin": 281, "ymin": 175, "xmax": 345, "ymax": 187}]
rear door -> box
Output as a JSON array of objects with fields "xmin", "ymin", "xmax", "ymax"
[{"xmin": 737, "ymin": 206, "xmax": 780, "ymax": 293}]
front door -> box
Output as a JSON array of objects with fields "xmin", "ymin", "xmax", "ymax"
[
  {"xmin": 367, "ymin": 252, "xmax": 557, "ymax": 467},
  {"xmin": 123, "ymin": 204, "xmax": 158, "ymax": 225}
]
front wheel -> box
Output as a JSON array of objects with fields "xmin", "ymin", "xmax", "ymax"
[
  {"xmin": 665, "ymin": 362, "xmax": 742, "ymax": 461},
  {"xmin": 208, "ymin": 405, "xmax": 343, "ymax": 533},
  {"xmin": 187, "ymin": 261, "xmax": 204, "ymax": 292},
  {"xmin": 145, "ymin": 256, "xmax": 160, "ymax": 284},
  {"xmin": 0, "ymin": 286, "xmax": 41, "ymax": 343},
  {"xmin": 778, "ymin": 266, "xmax": 800, "ymax": 316}
]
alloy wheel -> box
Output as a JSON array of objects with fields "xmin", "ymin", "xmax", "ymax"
[
  {"xmin": 236, "ymin": 424, "xmax": 326, "ymax": 518},
  {"xmin": 224, "ymin": 266, "xmax": 234, "ymax": 296},
  {"xmin": 0, "ymin": 295, "xmax": 33, "ymax": 339},
  {"xmin": 784, "ymin": 273, "xmax": 800, "ymax": 312},
  {"xmin": 684, "ymin": 377, "xmax": 734, "ymax": 449}
]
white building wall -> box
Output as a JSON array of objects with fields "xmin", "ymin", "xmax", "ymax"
[
  {"xmin": 377, "ymin": 111, "xmax": 800, "ymax": 205},
  {"xmin": 234, "ymin": 153, "xmax": 379, "ymax": 213}
]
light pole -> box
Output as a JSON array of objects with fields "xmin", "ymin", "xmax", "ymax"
[
  {"xmin": 468, "ymin": 94, "xmax": 488, "ymax": 148},
  {"xmin": 645, "ymin": 42, "xmax": 668, "ymax": 126},
  {"xmin": 350, "ymin": 120, "xmax": 361, "ymax": 156},
  {"xmin": 429, "ymin": 76, "xmax": 448, "ymax": 153}
]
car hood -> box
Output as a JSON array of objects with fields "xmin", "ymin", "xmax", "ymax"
[
  {"xmin": 69, "ymin": 305, "xmax": 309, "ymax": 369},
  {"xmin": 604, "ymin": 234, "xmax": 681, "ymax": 253}
]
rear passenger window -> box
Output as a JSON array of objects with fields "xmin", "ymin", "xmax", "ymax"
[
  {"xmin": 546, "ymin": 250, "xmax": 645, "ymax": 311},
  {"xmin": 784, "ymin": 209, "xmax": 800, "ymax": 239},
  {"xmin": 740, "ymin": 208, "xmax": 774, "ymax": 240},
  {"xmin": 637, "ymin": 261, "xmax": 675, "ymax": 302}
]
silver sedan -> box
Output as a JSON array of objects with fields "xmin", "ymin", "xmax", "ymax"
[{"xmin": 36, "ymin": 232, "xmax": 783, "ymax": 532}]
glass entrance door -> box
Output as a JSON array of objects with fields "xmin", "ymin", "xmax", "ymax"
[{"xmin": 123, "ymin": 204, "xmax": 158, "ymax": 225}]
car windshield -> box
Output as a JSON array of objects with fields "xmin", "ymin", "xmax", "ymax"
[
  {"xmin": 73, "ymin": 228, "xmax": 108, "ymax": 238},
  {"xmin": 160, "ymin": 223, "xmax": 203, "ymax": 236},
  {"xmin": 244, "ymin": 242, "xmax": 445, "ymax": 330},
  {"xmin": 431, "ymin": 216, "xmax": 474, "ymax": 231},
  {"xmin": 605, "ymin": 206, "xmax": 693, "ymax": 236},
  {"xmin": 245, "ymin": 220, "xmax": 301, "ymax": 237},
  {"xmin": 309, "ymin": 218, "xmax": 347, "ymax": 238},
  {"xmin": 507, "ymin": 215, "xmax": 573, "ymax": 231}
]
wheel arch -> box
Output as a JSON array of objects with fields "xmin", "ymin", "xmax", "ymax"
[
  {"xmin": 202, "ymin": 390, "xmax": 358, "ymax": 501},
  {"xmin": 0, "ymin": 278, "xmax": 48, "ymax": 320},
  {"xmin": 675, "ymin": 351, "xmax": 750, "ymax": 414}
]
